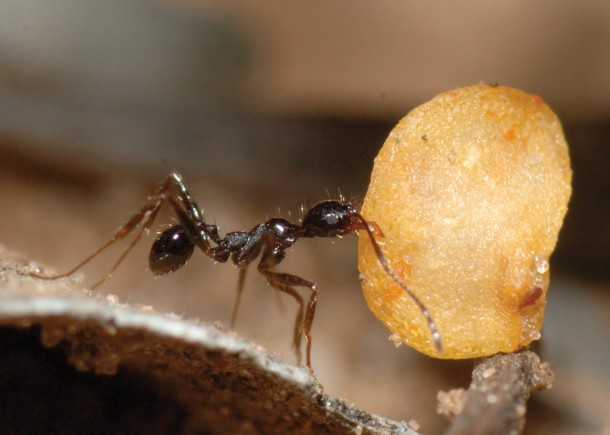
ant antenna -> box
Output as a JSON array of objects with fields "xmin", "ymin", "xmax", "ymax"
[{"xmin": 355, "ymin": 215, "xmax": 443, "ymax": 353}]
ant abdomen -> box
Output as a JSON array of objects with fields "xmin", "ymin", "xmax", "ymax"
[{"xmin": 149, "ymin": 225, "xmax": 195, "ymax": 276}]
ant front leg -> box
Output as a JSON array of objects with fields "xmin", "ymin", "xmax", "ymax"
[{"xmin": 256, "ymin": 246, "xmax": 318, "ymax": 371}]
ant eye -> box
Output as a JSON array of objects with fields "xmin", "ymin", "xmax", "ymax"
[{"xmin": 149, "ymin": 225, "xmax": 195, "ymax": 276}]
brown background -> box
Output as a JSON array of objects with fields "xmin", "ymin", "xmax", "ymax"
[{"xmin": 1, "ymin": 1, "xmax": 609, "ymax": 433}]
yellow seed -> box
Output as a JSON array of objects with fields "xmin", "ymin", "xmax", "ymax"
[{"xmin": 358, "ymin": 83, "xmax": 572, "ymax": 358}]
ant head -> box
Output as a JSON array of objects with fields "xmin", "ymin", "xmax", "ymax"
[
  {"xmin": 301, "ymin": 200, "xmax": 363, "ymax": 238},
  {"xmin": 149, "ymin": 225, "xmax": 195, "ymax": 275}
]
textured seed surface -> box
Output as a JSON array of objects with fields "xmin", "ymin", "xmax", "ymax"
[{"xmin": 358, "ymin": 83, "xmax": 572, "ymax": 358}]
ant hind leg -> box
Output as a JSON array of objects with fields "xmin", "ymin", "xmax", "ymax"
[
  {"xmin": 27, "ymin": 193, "xmax": 166, "ymax": 286},
  {"xmin": 26, "ymin": 172, "xmax": 203, "ymax": 289}
]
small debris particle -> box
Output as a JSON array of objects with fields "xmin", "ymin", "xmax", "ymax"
[
  {"xmin": 388, "ymin": 333, "xmax": 402, "ymax": 348},
  {"xmin": 482, "ymin": 367, "xmax": 496, "ymax": 378},
  {"xmin": 408, "ymin": 419, "xmax": 421, "ymax": 431},
  {"xmin": 437, "ymin": 388, "xmax": 468, "ymax": 420}
]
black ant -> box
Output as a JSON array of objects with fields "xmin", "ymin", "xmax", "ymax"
[{"xmin": 28, "ymin": 171, "xmax": 442, "ymax": 372}]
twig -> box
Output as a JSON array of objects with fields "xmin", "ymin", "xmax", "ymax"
[{"xmin": 439, "ymin": 350, "xmax": 555, "ymax": 435}]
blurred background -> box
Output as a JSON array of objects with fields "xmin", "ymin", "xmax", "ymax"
[{"xmin": 0, "ymin": 1, "xmax": 608, "ymax": 433}]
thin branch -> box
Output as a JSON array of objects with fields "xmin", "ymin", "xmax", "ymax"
[{"xmin": 439, "ymin": 350, "xmax": 555, "ymax": 435}]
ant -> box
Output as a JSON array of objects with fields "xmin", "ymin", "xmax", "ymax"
[{"xmin": 28, "ymin": 171, "xmax": 442, "ymax": 373}]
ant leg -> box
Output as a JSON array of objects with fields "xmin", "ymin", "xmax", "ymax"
[
  {"xmin": 230, "ymin": 266, "xmax": 248, "ymax": 328},
  {"xmin": 258, "ymin": 270, "xmax": 308, "ymax": 366},
  {"xmin": 302, "ymin": 283, "xmax": 318, "ymax": 370},
  {"xmin": 88, "ymin": 172, "xmax": 230, "ymax": 288},
  {"xmin": 27, "ymin": 172, "xmax": 220, "ymax": 286},
  {"xmin": 27, "ymin": 193, "xmax": 166, "ymax": 284},
  {"xmin": 164, "ymin": 171, "xmax": 225, "ymax": 250},
  {"xmin": 229, "ymin": 264, "xmax": 288, "ymax": 328},
  {"xmin": 90, "ymin": 200, "xmax": 163, "ymax": 289},
  {"xmin": 257, "ymin": 256, "xmax": 318, "ymax": 370}
]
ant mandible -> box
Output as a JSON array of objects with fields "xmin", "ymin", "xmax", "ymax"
[{"xmin": 28, "ymin": 171, "xmax": 442, "ymax": 372}]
